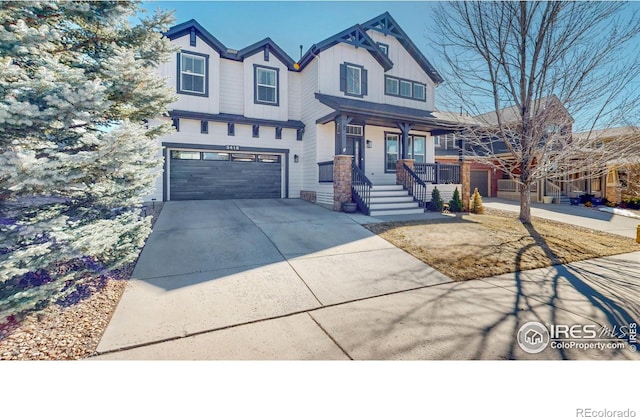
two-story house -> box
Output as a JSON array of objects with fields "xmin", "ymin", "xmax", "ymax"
[{"xmin": 149, "ymin": 12, "xmax": 463, "ymax": 215}]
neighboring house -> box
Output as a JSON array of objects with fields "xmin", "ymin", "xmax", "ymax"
[
  {"xmin": 434, "ymin": 96, "xmax": 574, "ymax": 203},
  {"xmin": 571, "ymin": 126, "xmax": 640, "ymax": 203},
  {"xmin": 149, "ymin": 12, "xmax": 462, "ymax": 215}
]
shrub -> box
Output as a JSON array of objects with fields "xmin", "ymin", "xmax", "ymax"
[
  {"xmin": 585, "ymin": 200, "xmax": 593, "ymax": 208},
  {"xmin": 449, "ymin": 187, "xmax": 464, "ymax": 212},
  {"xmin": 470, "ymin": 188, "xmax": 485, "ymax": 214},
  {"xmin": 429, "ymin": 187, "xmax": 444, "ymax": 212}
]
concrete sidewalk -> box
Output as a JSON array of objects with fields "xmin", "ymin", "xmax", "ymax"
[
  {"xmin": 483, "ymin": 198, "xmax": 640, "ymax": 239},
  {"xmin": 93, "ymin": 199, "xmax": 640, "ymax": 360},
  {"xmin": 94, "ymin": 251, "xmax": 640, "ymax": 360}
]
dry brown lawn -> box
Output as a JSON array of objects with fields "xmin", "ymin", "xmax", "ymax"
[{"xmin": 365, "ymin": 209, "xmax": 639, "ymax": 281}]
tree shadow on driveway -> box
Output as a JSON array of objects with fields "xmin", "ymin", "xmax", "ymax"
[{"xmin": 309, "ymin": 223, "xmax": 640, "ymax": 360}]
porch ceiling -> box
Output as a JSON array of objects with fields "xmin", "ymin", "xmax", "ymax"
[{"xmin": 314, "ymin": 93, "xmax": 461, "ymax": 135}]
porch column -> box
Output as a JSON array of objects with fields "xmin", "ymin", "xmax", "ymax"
[
  {"xmin": 333, "ymin": 154, "xmax": 353, "ymax": 211},
  {"xmin": 336, "ymin": 114, "xmax": 353, "ymax": 155},
  {"xmin": 397, "ymin": 122, "xmax": 412, "ymax": 159},
  {"xmin": 460, "ymin": 160, "xmax": 471, "ymax": 211},
  {"xmin": 396, "ymin": 159, "xmax": 414, "ymax": 186}
]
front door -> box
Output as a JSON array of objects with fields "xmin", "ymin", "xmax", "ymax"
[{"xmin": 347, "ymin": 137, "xmax": 363, "ymax": 170}]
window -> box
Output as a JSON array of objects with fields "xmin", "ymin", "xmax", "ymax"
[
  {"xmin": 384, "ymin": 75, "xmax": 427, "ymax": 102},
  {"xmin": 385, "ymin": 134, "xmax": 426, "ymax": 171},
  {"xmin": 340, "ymin": 62, "xmax": 367, "ymax": 97},
  {"xmin": 347, "ymin": 65, "xmax": 361, "ymax": 95},
  {"xmin": 377, "ymin": 42, "xmax": 389, "ymax": 56},
  {"xmin": 413, "ymin": 84, "xmax": 426, "ymax": 101},
  {"xmin": 170, "ymin": 150, "xmax": 200, "ymax": 160},
  {"xmin": 385, "ymin": 77, "xmax": 399, "ymax": 95},
  {"xmin": 433, "ymin": 135, "xmax": 441, "ymax": 147},
  {"xmin": 231, "ymin": 153, "xmax": 256, "ymax": 162},
  {"xmin": 258, "ymin": 154, "xmax": 281, "ymax": 163},
  {"xmin": 591, "ymin": 178, "xmax": 601, "ymax": 192},
  {"xmin": 202, "ymin": 152, "xmax": 229, "ymax": 161},
  {"xmin": 255, "ymin": 65, "xmax": 278, "ymax": 105},
  {"xmin": 400, "ymin": 80, "xmax": 412, "ymax": 97},
  {"xmin": 385, "ymin": 134, "xmax": 399, "ymax": 172},
  {"xmin": 346, "ymin": 124, "xmax": 363, "ymax": 136},
  {"xmin": 178, "ymin": 52, "xmax": 208, "ymax": 95},
  {"xmin": 409, "ymin": 136, "xmax": 426, "ymax": 163}
]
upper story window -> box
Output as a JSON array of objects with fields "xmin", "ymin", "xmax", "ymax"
[
  {"xmin": 385, "ymin": 75, "xmax": 426, "ymax": 102},
  {"xmin": 254, "ymin": 65, "xmax": 279, "ymax": 106},
  {"xmin": 340, "ymin": 62, "xmax": 367, "ymax": 98},
  {"xmin": 377, "ymin": 42, "xmax": 389, "ymax": 56},
  {"xmin": 178, "ymin": 51, "xmax": 208, "ymax": 96}
]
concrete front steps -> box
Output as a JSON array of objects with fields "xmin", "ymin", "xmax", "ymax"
[{"xmin": 368, "ymin": 185, "xmax": 425, "ymax": 216}]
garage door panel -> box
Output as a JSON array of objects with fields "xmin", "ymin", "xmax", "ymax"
[
  {"xmin": 170, "ymin": 158, "xmax": 282, "ymax": 201},
  {"xmin": 470, "ymin": 170, "xmax": 489, "ymax": 197}
]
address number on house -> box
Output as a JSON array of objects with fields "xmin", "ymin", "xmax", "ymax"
[{"xmin": 225, "ymin": 145, "xmax": 240, "ymax": 150}]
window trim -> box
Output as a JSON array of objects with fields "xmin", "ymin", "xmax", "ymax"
[
  {"xmin": 384, "ymin": 132, "xmax": 400, "ymax": 173},
  {"xmin": 385, "ymin": 132, "xmax": 427, "ymax": 172},
  {"xmin": 254, "ymin": 64, "xmax": 279, "ymax": 106},
  {"xmin": 384, "ymin": 75, "xmax": 427, "ymax": 102},
  {"xmin": 377, "ymin": 42, "xmax": 389, "ymax": 56},
  {"xmin": 341, "ymin": 62, "xmax": 367, "ymax": 98},
  {"xmin": 177, "ymin": 50, "xmax": 209, "ymax": 97}
]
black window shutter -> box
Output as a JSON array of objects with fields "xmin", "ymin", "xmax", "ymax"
[
  {"xmin": 339, "ymin": 63, "xmax": 347, "ymax": 92},
  {"xmin": 361, "ymin": 68, "xmax": 368, "ymax": 96}
]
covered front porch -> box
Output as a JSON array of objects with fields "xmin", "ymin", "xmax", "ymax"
[{"xmin": 312, "ymin": 93, "xmax": 468, "ymax": 215}]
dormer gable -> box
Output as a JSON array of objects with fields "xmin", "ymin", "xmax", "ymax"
[
  {"xmin": 235, "ymin": 38, "xmax": 296, "ymax": 70},
  {"xmin": 361, "ymin": 12, "xmax": 444, "ymax": 84},
  {"xmin": 165, "ymin": 19, "xmax": 227, "ymax": 55},
  {"xmin": 298, "ymin": 24, "xmax": 393, "ymax": 71}
]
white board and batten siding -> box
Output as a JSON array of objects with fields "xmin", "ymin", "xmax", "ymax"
[
  {"xmin": 160, "ymin": 34, "xmax": 221, "ymax": 115},
  {"xmin": 366, "ymin": 30, "xmax": 437, "ymax": 111},
  {"xmin": 218, "ymin": 59, "xmax": 244, "ymax": 114},
  {"xmin": 243, "ymin": 52, "xmax": 290, "ymax": 121}
]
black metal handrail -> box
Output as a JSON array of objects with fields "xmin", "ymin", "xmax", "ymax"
[
  {"xmin": 318, "ymin": 161, "xmax": 333, "ymax": 182},
  {"xmin": 413, "ymin": 162, "xmax": 460, "ymax": 184},
  {"xmin": 351, "ymin": 162, "xmax": 372, "ymax": 215},
  {"xmin": 402, "ymin": 163, "xmax": 428, "ymax": 209}
]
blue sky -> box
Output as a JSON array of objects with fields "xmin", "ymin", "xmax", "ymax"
[
  {"xmin": 143, "ymin": 1, "xmax": 440, "ymax": 63},
  {"xmin": 142, "ymin": 1, "xmax": 640, "ymax": 129}
]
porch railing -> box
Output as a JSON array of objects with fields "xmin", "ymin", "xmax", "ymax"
[
  {"xmin": 413, "ymin": 163, "xmax": 460, "ymax": 184},
  {"xmin": 352, "ymin": 162, "xmax": 372, "ymax": 215},
  {"xmin": 401, "ymin": 163, "xmax": 428, "ymax": 209},
  {"xmin": 545, "ymin": 180, "xmax": 561, "ymax": 202},
  {"xmin": 497, "ymin": 179, "xmax": 538, "ymax": 193},
  {"xmin": 318, "ymin": 161, "xmax": 333, "ymax": 183}
]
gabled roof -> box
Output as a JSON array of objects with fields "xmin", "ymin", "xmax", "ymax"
[
  {"xmin": 361, "ymin": 12, "xmax": 444, "ymax": 84},
  {"xmin": 474, "ymin": 95, "xmax": 574, "ymax": 126},
  {"xmin": 236, "ymin": 38, "xmax": 296, "ymax": 70},
  {"xmin": 165, "ymin": 19, "xmax": 227, "ymax": 55},
  {"xmin": 164, "ymin": 20, "xmax": 296, "ymax": 70},
  {"xmin": 298, "ymin": 24, "xmax": 394, "ymax": 71}
]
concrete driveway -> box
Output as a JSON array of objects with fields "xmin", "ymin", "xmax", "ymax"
[
  {"xmin": 96, "ymin": 199, "xmax": 450, "ymax": 357},
  {"xmin": 96, "ymin": 199, "xmax": 640, "ymax": 360}
]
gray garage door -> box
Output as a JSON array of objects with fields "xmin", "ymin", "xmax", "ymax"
[
  {"xmin": 169, "ymin": 150, "xmax": 282, "ymax": 200},
  {"xmin": 470, "ymin": 170, "xmax": 489, "ymax": 197}
]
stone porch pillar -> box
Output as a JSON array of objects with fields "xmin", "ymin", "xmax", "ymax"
[
  {"xmin": 333, "ymin": 154, "xmax": 354, "ymax": 211},
  {"xmin": 396, "ymin": 159, "xmax": 414, "ymax": 185},
  {"xmin": 460, "ymin": 161, "xmax": 471, "ymax": 211}
]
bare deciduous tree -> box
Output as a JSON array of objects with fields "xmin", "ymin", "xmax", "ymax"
[{"xmin": 433, "ymin": 1, "xmax": 640, "ymax": 222}]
